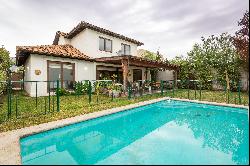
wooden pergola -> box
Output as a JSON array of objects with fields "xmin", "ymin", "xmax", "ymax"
[{"xmin": 95, "ymin": 55, "xmax": 179, "ymax": 91}]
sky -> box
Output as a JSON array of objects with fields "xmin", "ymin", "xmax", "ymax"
[{"xmin": 0, "ymin": 0, "xmax": 249, "ymax": 60}]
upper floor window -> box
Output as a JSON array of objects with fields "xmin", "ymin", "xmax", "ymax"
[
  {"xmin": 121, "ymin": 44, "xmax": 131, "ymax": 55},
  {"xmin": 99, "ymin": 37, "xmax": 112, "ymax": 52}
]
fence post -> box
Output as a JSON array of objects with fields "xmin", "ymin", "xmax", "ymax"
[
  {"xmin": 187, "ymin": 80, "xmax": 190, "ymax": 100},
  {"xmin": 111, "ymin": 91, "xmax": 114, "ymax": 101},
  {"xmin": 44, "ymin": 97, "xmax": 47, "ymax": 115},
  {"xmin": 96, "ymin": 81, "xmax": 99, "ymax": 103},
  {"xmin": 52, "ymin": 82, "xmax": 55, "ymax": 112},
  {"xmin": 15, "ymin": 95, "xmax": 18, "ymax": 118},
  {"xmin": 194, "ymin": 81, "xmax": 197, "ymax": 100},
  {"xmin": 22, "ymin": 79, "xmax": 24, "ymax": 91},
  {"xmin": 160, "ymin": 80, "xmax": 164, "ymax": 96},
  {"xmin": 165, "ymin": 81, "xmax": 168, "ymax": 96},
  {"xmin": 238, "ymin": 81, "xmax": 241, "ymax": 105},
  {"xmin": 172, "ymin": 80, "xmax": 175, "ymax": 97},
  {"xmin": 199, "ymin": 81, "xmax": 202, "ymax": 101},
  {"xmin": 7, "ymin": 81, "xmax": 10, "ymax": 119},
  {"xmin": 35, "ymin": 81, "xmax": 38, "ymax": 108},
  {"xmin": 7, "ymin": 80, "xmax": 12, "ymax": 119},
  {"xmin": 88, "ymin": 80, "xmax": 92, "ymax": 104},
  {"xmin": 56, "ymin": 80, "xmax": 60, "ymax": 112},
  {"xmin": 48, "ymin": 82, "xmax": 51, "ymax": 112},
  {"xmin": 128, "ymin": 83, "xmax": 132, "ymax": 99}
]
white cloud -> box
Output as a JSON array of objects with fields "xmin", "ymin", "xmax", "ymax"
[{"xmin": 0, "ymin": 0, "xmax": 249, "ymax": 60}]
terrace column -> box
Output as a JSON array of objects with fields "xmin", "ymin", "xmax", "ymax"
[
  {"xmin": 147, "ymin": 69, "xmax": 151, "ymax": 81},
  {"xmin": 121, "ymin": 58, "xmax": 129, "ymax": 93}
]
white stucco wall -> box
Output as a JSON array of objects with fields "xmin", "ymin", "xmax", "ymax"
[
  {"xmin": 67, "ymin": 29, "xmax": 138, "ymax": 58},
  {"xmin": 24, "ymin": 54, "xmax": 96, "ymax": 97},
  {"xmin": 156, "ymin": 70, "xmax": 174, "ymax": 81}
]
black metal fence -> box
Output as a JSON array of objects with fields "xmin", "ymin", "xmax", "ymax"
[{"xmin": 0, "ymin": 79, "xmax": 248, "ymax": 125}]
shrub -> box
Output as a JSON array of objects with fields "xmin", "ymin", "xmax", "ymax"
[
  {"xmin": 73, "ymin": 81, "xmax": 89, "ymax": 95},
  {"xmin": 56, "ymin": 88, "xmax": 71, "ymax": 96}
]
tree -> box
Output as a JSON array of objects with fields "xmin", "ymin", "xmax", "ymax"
[
  {"xmin": 204, "ymin": 33, "xmax": 241, "ymax": 91},
  {"xmin": 170, "ymin": 55, "xmax": 193, "ymax": 81},
  {"xmin": 141, "ymin": 50, "xmax": 164, "ymax": 82},
  {"xmin": 188, "ymin": 43, "xmax": 213, "ymax": 88},
  {"xmin": 233, "ymin": 11, "xmax": 249, "ymax": 72},
  {"xmin": 188, "ymin": 33, "xmax": 241, "ymax": 90},
  {"xmin": 143, "ymin": 50, "xmax": 163, "ymax": 62},
  {"xmin": 0, "ymin": 46, "xmax": 12, "ymax": 96},
  {"xmin": 173, "ymin": 33, "xmax": 241, "ymax": 91}
]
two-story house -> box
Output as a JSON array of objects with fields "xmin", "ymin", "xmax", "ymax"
[{"xmin": 16, "ymin": 21, "xmax": 178, "ymax": 96}]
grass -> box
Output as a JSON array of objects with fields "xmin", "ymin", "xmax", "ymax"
[{"xmin": 0, "ymin": 89, "xmax": 248, "ymax": 133}]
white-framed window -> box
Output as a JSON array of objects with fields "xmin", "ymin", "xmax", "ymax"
[
  {"xmin": 121, "ymin": 43, "xmax": 131, "ymax": 55},
  {"xmin": 99, "ymin": 37, "xmax": 112, "ymax": 52}
]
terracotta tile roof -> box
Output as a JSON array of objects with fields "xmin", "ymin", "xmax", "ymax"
[
  {"xmin": 53, "ymin": 21, "xmax": 144, "ymax": 46},
  {"xmin": 16, "ymin": 44, "xmax": 91, "ymax": 65}
]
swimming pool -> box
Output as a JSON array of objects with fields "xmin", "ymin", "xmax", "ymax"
[{"xmin": 20, "ymin": 100, "xmax": 249, "ymax": 165}]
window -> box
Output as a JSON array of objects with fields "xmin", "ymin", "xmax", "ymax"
[
  {"xmin": 121, "ymin": 44, "xmax": 131, "ymax": 55},
  {"xmin": 47, "ymin": 61, "xmax": 75, "ymax": 91},
  {"xmin": 99, "ymin": 37, "xmax": 112, "ymax": 52},
  {"xmin": 99, "ymin": 38, "xmax": 105, "ymax": 51},
  {"xmin": 105, "ymin": 39, "xmax": 112, "ymax": 52},
  {"xmin": 62, "ymin": 64, "xmax": 74, "ymax": 89}
]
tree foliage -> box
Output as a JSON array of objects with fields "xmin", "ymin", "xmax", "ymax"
[
  {"xmin": 233, "ymin": 11, "xmax": 249, "ymax": 71},
  {"xmin": 0, "ymin": 46, "xmax": 12, "ymax": 95},
  {"xmin": 203, "ymin": 33, "xmax": 241, "ymax": 90},
  {"xmin": 141, "ymin": 50, "xmax": 165, "ymax": 82},
  {"xmin": 172, "ymin": 33, "xmax": 241, "ymax": 90},
  {"xmin": 143, "ymin": 50, "xmax": 164, "ymax": 62},
  {"xmin": 170, "ymin": 55, "xmax": 193, "ymax": 81},
  {"xmin": 188, "ymin": 43, "xmax": 213, "ymax": 88}
]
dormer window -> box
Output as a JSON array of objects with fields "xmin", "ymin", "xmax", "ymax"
[
  {"xmin": 121, "ymin": 43, "xmax": 131, "ymax": 55},
  {"xmin": 99, "ymin": 37, "xmax": 112, "ymax": 52}
]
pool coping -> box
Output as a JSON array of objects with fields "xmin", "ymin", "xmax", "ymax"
[{"xmin": 0, "ymin": 97, "xmax": 248, "ymax": 165}]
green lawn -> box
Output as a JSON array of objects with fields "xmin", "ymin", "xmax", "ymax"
[{"xmin": 0, "ymin": 89, "xmax": 248, "ymax": 132}]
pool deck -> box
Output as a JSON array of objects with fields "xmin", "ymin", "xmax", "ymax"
[{"xmin": 0, "ymin": 97, "xmax": 248, "ymax": 165}]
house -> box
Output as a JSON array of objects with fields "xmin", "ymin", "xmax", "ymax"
[{"xmin": 16, "ymin": 21, "xmax": 178, "ymax": 96}]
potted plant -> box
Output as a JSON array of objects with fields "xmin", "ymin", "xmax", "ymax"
[{"xmin": 108, "ymin": 83, "xmax": 122, "ymax": 98}]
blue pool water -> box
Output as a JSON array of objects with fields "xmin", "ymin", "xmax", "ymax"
[{"xmin": 20, "ymin": 100, "xmax": 249, "ymax": 165}]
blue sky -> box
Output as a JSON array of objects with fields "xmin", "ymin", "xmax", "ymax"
[{"xmin": 0, "ymin": 0, "xmax": 249, "ymax": 59}]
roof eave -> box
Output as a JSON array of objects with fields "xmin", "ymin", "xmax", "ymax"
[{"xmin": 64, "ymin": 22, "xmax": 144, "ymax": 46}]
